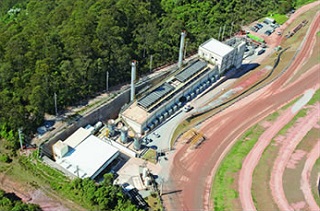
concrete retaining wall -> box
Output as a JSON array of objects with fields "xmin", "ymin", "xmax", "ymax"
[{"xmin": 42, "ymin": 72, "xmax": 170, "ymax": 159}]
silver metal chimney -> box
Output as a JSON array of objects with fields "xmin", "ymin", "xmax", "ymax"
[
  {"xmin": 130, "ymin": 60, "xmax": 136, "ymax": 102},
  {"xmin": 178, "ymin": 31, "xmax": 186, "ymax": 69}
]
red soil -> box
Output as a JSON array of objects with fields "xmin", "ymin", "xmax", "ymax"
[
  {"xmin": 238, "ymin": 96, "xmax": 311, "ymax": 211},
  {"xmin": 270, "ymin": 104, "xmax": 319, "ymax": 211},
  {"xmin": 300, "ymin": 140, "xmax": 320, "ymax": 211},
  {"xmin": 163, "ymin": 4, "xmax": 320, "ymax": 211}
]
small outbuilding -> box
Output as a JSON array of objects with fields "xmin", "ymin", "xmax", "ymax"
[{"xmin": 53, "ymin": 127, "xmax": 120, "ymax": 179}]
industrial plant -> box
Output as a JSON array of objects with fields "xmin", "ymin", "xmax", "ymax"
[
  {"xmin": 48, "ymin": 33, "xmax": 246, "ymax": 183},
  {"xmin": 121, "ymin": 35, "xmax": 245, "ymax": 134}
]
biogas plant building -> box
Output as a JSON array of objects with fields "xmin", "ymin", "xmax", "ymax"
[{"xmin": 121, "ymin": 34, "xmax": 246, "ymax": 134}]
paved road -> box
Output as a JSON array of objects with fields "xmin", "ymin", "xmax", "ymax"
[{"xmin": 161, "ymin": 8, "xmax": 320, "ymax": 211}]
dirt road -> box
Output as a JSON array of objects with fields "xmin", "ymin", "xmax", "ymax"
[
  {"xmin": 269, "ymin": 103, "xmax": 319, "ymax": 211},
  {"xmin": 301, "ymin": 140, "xmax": 320, "ymax": 211},
  {"xmin": 238, "ymin": 89, "xmax": 315, "ymax": 211},
  {"xmin": 163, "ymin": 4, "xmax": 320, "ymax": 211}
]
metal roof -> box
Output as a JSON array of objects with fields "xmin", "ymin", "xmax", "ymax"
[
  {"xmin": 175, "ymin": 60, "xmax": 208, "ymax": 82},
  {"xmin": 57, "ymin": 135, "xmax": 119, "ymax": 179},
  {"xmin": 138, "ymin": 83, "xmax": 174, "ymax": 109},
  {"xmin": 200, "ymin": 38, "xmax": 234, "ymax": 57},
  {"xmin": 64, "ymin": 127, "xmax": 91, "ymax": 148}
]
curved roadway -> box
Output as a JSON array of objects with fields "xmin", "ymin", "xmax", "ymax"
[
  {"xmin": 162, "ymin": 9, "xmax": 320, "ymax": 211},
  {"xmin": 301, "ymin": 140, "xmax": 320, "ymax": 211}
]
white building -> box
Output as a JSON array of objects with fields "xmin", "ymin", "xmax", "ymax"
[
  {"xmin": 198, "ymin": 38, "xmax": 245, "ymax": 75},
  {"xmin": 52, "ymin": 127, "xmax": 119, "ymax": 179},
  {"xmin": 121, "ymin": 38, "xmax": 245, "ymax": 134}
]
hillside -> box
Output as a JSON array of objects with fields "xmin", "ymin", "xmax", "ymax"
[{"xmin": 0, "ymin": 0, "xmax": 297, "ymax": 138}]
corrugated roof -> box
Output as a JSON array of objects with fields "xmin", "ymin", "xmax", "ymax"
[
  {"xmin": 64, "ymin": 127, "xmax": 91, "ymax": 148},
  {"xmin": 175, "ymin": 60, "xmax": 208, "ymax": 82},
  {"xmin": 138, "ymin": 83, "xmax": 174, "ymax": 109}
]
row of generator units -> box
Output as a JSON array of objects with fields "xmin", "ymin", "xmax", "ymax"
[{"xmin": 143, "ymin": 74, "xmax": 220, "ymax": 133}]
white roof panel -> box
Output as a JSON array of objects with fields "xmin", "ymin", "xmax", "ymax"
[
  {"xmin": 200, "ymin": 38, "xmax": 234, "ymax": 57},
  {"xmin": 64, "ymin": 127, "xmax": 91, "ymax": 148},
  {"xmin": 57, "ymin": 135, "xmax": 119, "ymax": 179}
]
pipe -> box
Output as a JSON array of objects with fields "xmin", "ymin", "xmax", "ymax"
[
  {"xmin": 178, "ymin": 31, "xmax": 186, "ymax": 69},
  {"xmin": 131, "ymin": 60, "xmax": 136, "ymax": 102}
]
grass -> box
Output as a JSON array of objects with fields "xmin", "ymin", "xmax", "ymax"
[
  {"xmin": 307, "ymin": 88, "xmax": 320, "ymax": 105},
  {"xmin": 2, "ymin": 153, "xmax": 87, "ymax": 210},
  {"xmin": 269, "ymin": 14, "xmax": 288, "ymax": 25},
  {"xmin": 296, "ymin": 128, "xmax": 320, "ymax": 151},
  {"xmin": 170, "ymin": 5, "xmax": 319, "ymax": 150},
  {"xmin": 295, "ymin": 0, "xmax": 318, "ymax": 8},
  {"xmin": 211, "ymin": 124, "xmax": 265, "ymax": 211},
  {"xmin": 171, "ymin": 6, "xmax": 320, "ymax": 209},
  {"xmin": 247, "ymin": 33, "xmax": 264, "ymax": 43},
  {"xmin": 264, "ymin": 111, "xmax": 280, "ymax": 122},
  {"xmin": 278, "ymin": 108, "xmax": 308, "ymax": 136},
  {"xmin": 311, "ymin": 158, "xmax": 320, "ymax": 205},
  {"xmin": 213, "ymin": 86, "xmax": 319, "ymax": 210},
  {"xmin": 253, "ymin": 89, "xmax": 320, "ymax": 209},
  {"xmin": 283, "ymin": 156, "xmax": 307, "ymax": 204},
  {"xmin": 252, "ymin": 141, "xmax": 279, "ymax": 210},
  {"xmin": 142, "ymin": 149, "xmax": 157, "ymax": 164},
  {"xmin": 145, "ymin": 192, "xmax": 163, "ymax": 211}
]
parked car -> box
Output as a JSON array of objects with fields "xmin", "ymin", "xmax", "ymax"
[
  {"xmin": 255, "ymin": 24, "xmax": 262, "ymax": 29},
  {"xmin": 264, "ymin": 30, "xmax": 272, "ymax": 36},
  {"xmin": 263, "ymin": 20, "xmax": 269, "ymax": 25},
  {"xmin": 257, "ymin": 49, "xmax": 265, "ymax": 55},
  {"xmin": 256, "ymin": 23, "xmax": 263, "ymax": 28},
  {"xmin": 250, "ymin": 27, "xmax": 258, "ymax": 32}
]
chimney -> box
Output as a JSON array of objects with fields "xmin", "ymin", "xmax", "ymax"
[
  {"xmin": 178, "ymin": 31, "xmax": 186, "ymax": 69},
  {"xmin": 130, "ymin": 60, "xmax": 136, "ymax": 102}
]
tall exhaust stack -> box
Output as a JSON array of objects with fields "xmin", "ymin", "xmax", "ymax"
[
  {"xmin": 178, "ymin": 31, "xmax": 186, "ymax": 69},
  {"xmin": 130, "ymin": 60, "xmax": 136, "ymax": 102}
]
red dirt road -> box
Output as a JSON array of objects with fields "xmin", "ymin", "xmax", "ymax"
[
  {"xmin": 270, "ymin": 104, "xmax": 319, "ymax": 211},
  {"xmin": 301, "ymin": 140, "xmax": 320, "ymax": 211},
  {"xmin": 163, "ymin": 6, "xmax": 320, "ymax": 211},
  {"xmin": 238, "ymin": 91, "xmax": 314, "ymax": 211}
]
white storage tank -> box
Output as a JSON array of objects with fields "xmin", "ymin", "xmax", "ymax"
[
  {"xmin": 94, "ymin": 121, "xmax": 103, "ymax": 132},
  {"xmin": 133, "ymin": 133, "xmax": 142, "ymax": 150},
  {"xmin": 144, "ymin": 176, "xmax": 152, "ymax": 187},
  {"xmin": 120, "ymin": 126, "xmax": 128, "ymax": 143},
  {"xmin": 108, "ymin": 119, "xmax": 115, "ymax": 137}
]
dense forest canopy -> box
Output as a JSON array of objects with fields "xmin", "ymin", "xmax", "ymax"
[{"xmin": 0, "ymin": 0, "xmax": 301, "ymax": 138}]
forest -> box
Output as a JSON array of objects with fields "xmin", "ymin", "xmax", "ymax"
[
  {"xmin": 0, "ymin": 0, "xmax": 304, "ymax": 140},
  {"xmin": 0, "ymin": 189, "xmax": 41, "ymax": 211}
]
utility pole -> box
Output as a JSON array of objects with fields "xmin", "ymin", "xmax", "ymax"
[
  {"xmin": 229, "ymin": 22, "xmax": 234, "ymax": 37},
  {"xmin": 184, "ymin": 40, "xmax": 188, "ymax": 60},
  {"xmin": 54, "ymin": 92, "xmax": 58, "ymax": 117},
  {"xmin": 106, "ymin": 71, "xmax": 109, "ymax": 92},
  {"xmin": 218, "ymin": 25, "xmax": 222, "ymax": 41},
  {"xmin": 149, "ymin": 55, "xmax": 153, "ymax": 72},
  {"xmin": 18, "ymin": 128, "xmax": 23, "ymax": 150},
  {"xmin": 221, "ymin": 24, "xmax": 226, "ymax": 41},
  {"xmin": 159, "ymin": 177, "xmax": 164, "ymax": 196}
]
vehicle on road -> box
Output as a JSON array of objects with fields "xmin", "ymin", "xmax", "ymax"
[
  {"xmin": 153, "ymin": 132, "xmax": 160, "ymax": 138},
  {"xmin": 183, "ymin": 103, "xmax": 193, "ymax": 112}
]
